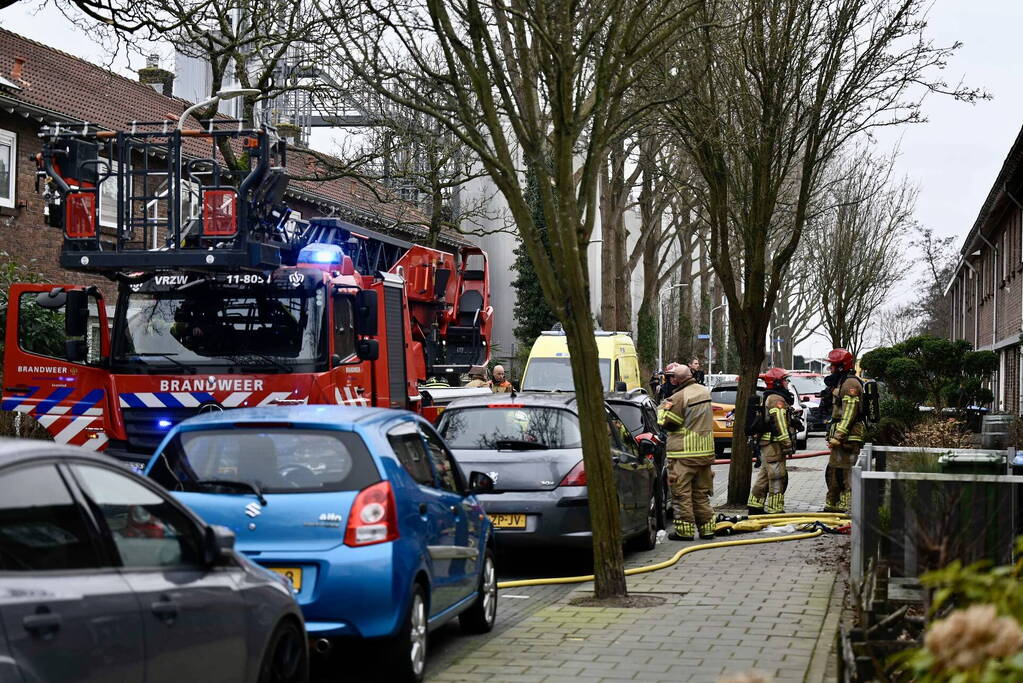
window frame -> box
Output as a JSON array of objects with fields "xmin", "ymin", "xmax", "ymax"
[
  {"xmin": 417, "ymin": 422, "xmax": 465, "ymax": 495},
  {"xmin": 387, "ymin": 421, "xmax": 436, "ymax": 488},
  {"xmin": 0, "ymin": 460, "xmax": 110, "ymax": 573},
  {"xmin": 64, "ymin": 460, "xmax": 209, "ymax": 571},
  {"xmin": 0, "ymin": 127, "xmax": 14, "ymax": 209}
]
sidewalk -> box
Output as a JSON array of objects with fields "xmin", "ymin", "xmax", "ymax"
[{"xmin": 429, "ymin": 453, "xmax": 848, "ymax": 683}]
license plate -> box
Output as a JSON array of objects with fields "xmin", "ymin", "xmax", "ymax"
[
  {"xmin": 270, "ymin": 567, "xmax": 303, "ymax": 590},
  {"xmin": 491, "ymin": 514, "xmax": 526, "ymax": 529}
]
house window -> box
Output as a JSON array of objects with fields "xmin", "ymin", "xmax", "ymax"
[
  {"xmin": 0, "ymin": 128, "xmax": 15, "ymax": 209},
  {"xmin": 98, "ymin": 159, "xmax": 128, "ymax": 228}
]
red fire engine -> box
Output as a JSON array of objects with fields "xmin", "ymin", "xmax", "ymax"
[{"xmin": 2, "ymin": 120, "xmax": 493, "ymax": 467}]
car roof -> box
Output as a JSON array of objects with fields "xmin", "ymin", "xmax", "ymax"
[
  {"xmin": 174, "ymin": 405, "xmax": 406, "ymax": 430},
  {"xmin": 605, "ymin": 389, "xmax": 654, "ymax": 404},
  {"xmin": 0, "ymin": 438, "xmax": 117, "ymax": 467},
  {"xmin": 444, "ymin": 391, "xmax": 581, "ymax": 411}
]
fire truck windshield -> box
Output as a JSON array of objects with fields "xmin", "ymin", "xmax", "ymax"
[{"xmin": 114, "ymin": 274, "xmax": 327, "ymax": 373}]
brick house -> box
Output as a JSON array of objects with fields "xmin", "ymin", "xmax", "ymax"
[
  {"xmin": 947, "ymin": 124, "xmax": 1023, "ymax": 414},
  {"xmin": 0, "ymin": 28, "xmax": 460, "ymax": 292}
]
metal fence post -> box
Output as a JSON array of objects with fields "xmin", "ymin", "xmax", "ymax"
[{"xmin": 852, "ymin": 447, "xmax": 866, "ymax": 583}]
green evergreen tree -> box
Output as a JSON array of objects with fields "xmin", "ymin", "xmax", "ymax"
[{"xmin": 512, "ymin": 170, "xmax": 558, "ymax": 349}]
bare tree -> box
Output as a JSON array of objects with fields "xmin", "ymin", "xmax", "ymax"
[
  {"xmin": 806, "ymin": 151, "xmax": 917, "ymax": 356},
  {"xmin": 659, "ymin": 0, "xmax": 982, "ymax": 504},
  {"xmin": 912, "ymin": 227, "xmax": 959, "ymax": 338},
  {"xmin": 323, "ymin": 0, "xmax": 700, "ymax": 598},
  {"xmin": 876, "ymin": 304, "xmax": 920, "ymax": 347}
]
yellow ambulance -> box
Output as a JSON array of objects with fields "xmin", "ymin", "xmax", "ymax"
[{"xmin": 520, "ymin": 328, "xmax": 642, "ymax": 392}]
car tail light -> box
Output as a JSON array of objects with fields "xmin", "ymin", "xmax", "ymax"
[
  {"xmin": 65, "ymin": 192, "xmax": 96, "ymax": 238},
  {"xmin": 345, "ymin": 481, "xmax": 399, "ymax": 547},
  {"xmin": 559, "ymin": 460, "xmax": 586, "ymax": 487},
  {"xmin": 202, "ymin": 189, "xmax": 238, "ymax": 237}
]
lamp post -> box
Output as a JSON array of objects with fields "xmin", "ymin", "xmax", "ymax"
[
  {"xmin": 657, "ymin": 283, "xmax": 689, "ymax": 371},
  {"xmin": 770, "ymin": 324, "xmax": 789, "ymax": 368},
  {"xmin": 178, "ymin": 88, "xmax": 261, "ymax": 131},
  {"xmin": 708, "ymin": 299, "xmax": 727, "ymax": 374}
]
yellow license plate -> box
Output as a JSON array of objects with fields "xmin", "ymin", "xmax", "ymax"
[
  {"xmin": 491, "ymin": 514, "xmax": 526, "ymax": 529},
  {"xmin": 270, "ymin": 567, "xmax": 303, "ymax": 590}
]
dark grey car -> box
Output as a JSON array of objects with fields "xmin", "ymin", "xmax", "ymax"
[
  {"xmin": 0, "ymin": 439, "xmax": 307, "ymax": 683},
  {"xmin": 436, "ymin": 393, "xmax": 658, "ymax": 550}
]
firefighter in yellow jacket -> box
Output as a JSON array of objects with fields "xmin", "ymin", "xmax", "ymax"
[
  {"xmin": 657, "ymin": 364, "xmax": 716, "ymax": 541},
  {"xmin": 747, "ymin": 367, "xmax": 795, "ymax": 515},
  {"xmin": 824, "ymin": 348, "xmax": 864, "ymax": 512}
]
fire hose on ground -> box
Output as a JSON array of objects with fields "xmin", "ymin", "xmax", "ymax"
[{"xmin": 496, "ymin": 512, "xmax": 850, "ymax": 590}]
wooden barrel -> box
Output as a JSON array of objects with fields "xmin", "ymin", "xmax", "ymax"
[{"xmin": 980, "ymin": 414, "xmax": 1014, "ymax": 449}]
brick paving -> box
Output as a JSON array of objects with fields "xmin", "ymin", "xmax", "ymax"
[{"xmin": 427, "ymin": 441, "xmax": 848, "ymax": 683}]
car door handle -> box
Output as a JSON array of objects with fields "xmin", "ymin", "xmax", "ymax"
[
  {"xmin": 22, "ymin": 611, "xmax": 61, "ymax": 635},
  {"xmin": 151, "ymin": 598, "xmax": 179, "ymax": 622},
  {"xmin": 419, "ymin": 503, "xmax": 428, "ymax": 516}
]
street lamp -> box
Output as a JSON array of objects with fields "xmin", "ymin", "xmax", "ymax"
[
  {"xmin": 770, "ymin": 324, "xmax": 789, "ymax": 368},
  {"xmin": 708, "ymin": 299, "xmax": 727, "ymax": 375},
  {"xmin": 657, "ymin": 283, "xmax": 689, "ymax": 371},
  {"xmin": 178, "ymin": 88, "xmax": 261, "ymax": 131}
]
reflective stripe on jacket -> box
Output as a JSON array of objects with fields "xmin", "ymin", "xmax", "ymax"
[
  {"xmin": 657, "ymin": 379, "xmax": 714, "ymax": 458},
  {"xmin": 760, "ymin": 391, "xmax": 791, "ymax": 444},
  {"xmin": 830, "ymin": 375, "xmax": 865, "ymax": 443}
]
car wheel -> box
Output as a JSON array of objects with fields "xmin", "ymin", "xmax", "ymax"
[
  {"xmin": 714, "ymin": 443, "xmax": 728, "ymax": 458},
  {"xmin": 257, "ymin": 619, "xmax": 309, "ymax": 683},
  {"xmin": 797, "ymin": 436, "xmax": 807, "ymax": 451},
  {"xmin": 382, "ymin": 583, "xmax": 428, "ymax": 683},
  {"xmin": 459, "ymin": 547, "xmax": 498, "ymax": 634},
  {"xmin": 629, "ymin": 494, "xmax": 658, "ymax": 551}
]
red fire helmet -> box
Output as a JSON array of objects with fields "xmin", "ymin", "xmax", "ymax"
[
  {"xmin": 827, "ymin": 348, "xmax": 855, "ymax": 372},
  {"xmin": 759, "ymin": 367, "xmax": 789, "ymax": 389}
]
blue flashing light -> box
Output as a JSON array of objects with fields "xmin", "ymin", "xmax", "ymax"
[
  {"xmin": 298, "ymin": 243, "xmax": 344, "ymax": 265},
  {"xmin": 157, "ymin": 419, "xmax": 172, "ymax": 429}
]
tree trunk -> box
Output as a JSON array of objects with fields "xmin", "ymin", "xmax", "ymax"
[
  {"xmin": 727, "ymin": 309, "xmax": 768, "ymax": 505},
  {"xmin": 561, "ymin": 266, "xmax": 628, "ymax": 598}
]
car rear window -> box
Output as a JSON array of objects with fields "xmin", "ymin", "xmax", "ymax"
[
  {"xmin": 150, "ymin": 428, "xmax": 379, "ymax": 494},
  {"xmin": 710, "ymin": 386, "xmax": 764, "ymax": 406},
  {"xmin": 437, "ymin": 407, "xmax": 582, "ymax": 449},
  {"xmin": 608, "ymin": 403, "xmax": 644, "ymax": 436},
  {"xmin": 790, "ymin": 375, "xmax": 826, "ymax": 395}
]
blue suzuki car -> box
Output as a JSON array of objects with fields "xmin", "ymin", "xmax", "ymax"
[{"xmin": 145, "ymin": 405, "xmax": 497, "ymax": 683}]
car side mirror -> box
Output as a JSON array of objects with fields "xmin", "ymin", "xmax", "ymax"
[
  {"xmin": 356, "ymin": 339, "xmax": 379, "ymax": 361},
  {"xmin": 36, "ymin": 287, "xmax": 67, "ymax": 310},
  {"xmin": 354, "ymin": 290, "xmax": 378, "ymax": 336},
  {"xmin": 467, "ymin": 471, "xmax": 495, "ymax": 495},
  {"xmin": 204, "ymin": 524, "xmax": 236, "ymax": 565},
  {"xmin": 635, "ymin": 433, "xmax": 657, "ymax": 458}
]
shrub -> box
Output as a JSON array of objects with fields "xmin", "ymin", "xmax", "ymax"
[{"xmin": 900, "ymin": 417, "xmax": 972, "ymax": 450}]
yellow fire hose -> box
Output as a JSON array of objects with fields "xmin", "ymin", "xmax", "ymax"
[{"xmin": 496, "ymin": 512, "xmax": 849, "ymax": 590}]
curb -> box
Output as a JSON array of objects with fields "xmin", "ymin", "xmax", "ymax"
[{"xmin": 714, "ymin": 449, "xmax": 829, "ymax": 465}]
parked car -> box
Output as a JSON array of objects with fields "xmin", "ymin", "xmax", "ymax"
[
  {"xmin": 0, "ymin": 438, "xmax": 306, "ymax": 683},
  {"xmin": 145, "ymin": 405, "xmax": 497, "ymax": 683},
  {"xmin": 789, "ymin": 373, "xmax": 829, "ymax": 432},
  {"xmin": 436, "ymin": 392, "xmax": 660, "ymax": 550},
  {"xmin": 710, "ymin": 382, "xmax": 808, "ymax": 458},
  {"xmin": 604, "ymin": 388, "xmax": 671, "ymax": 528}
]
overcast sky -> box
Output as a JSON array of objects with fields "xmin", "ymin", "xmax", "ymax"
[{"xmin": 3, "ymin": 1, "xmax": 1021, "ymax": 360}]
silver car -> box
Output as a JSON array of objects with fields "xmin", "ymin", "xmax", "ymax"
[
  {"xmin": 436, "ymin": 393, "xmax": 659, "ymax": 550},
  {"xmin": 0, "ymin": 440, "xmax": 307, "ymax": 683}
]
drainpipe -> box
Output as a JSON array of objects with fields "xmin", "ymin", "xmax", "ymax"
[
  {"xmin": 976, "ymin": 232, "xmax": 998, "ymax": 348},
  {"xmin": 963, "ymin": 258, "xmax": 979, "ymax": 348}
]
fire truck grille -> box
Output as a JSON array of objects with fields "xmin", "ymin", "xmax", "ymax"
[{"xmin": 122, "ymin": 407, "xmax": 204, "ymax": 455}]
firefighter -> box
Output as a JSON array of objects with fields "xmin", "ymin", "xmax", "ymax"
[
  {"xmin": 657, "ymin": 362, "xmax": 682, "ymax": 401},
  {"xmin": 491, "ymin": 365, "xmax": 515, "ymax": 392},
  {"xmin": 421, "ymin": 376, "xmax": 451, "ymax": 389},
  {"xmin": 465, "ymin": 366, "xmax": 490, "ymax": 388},
  {"xmin": 747, "ymin": 367, "xmax": 795, "ymax": 515},
  {"xmin": 657, "ymin": 364, "xmax": 716, "ymax": 541},
  {"xmin": 824, "ymin": 348, "xmax": 864, "ymax": 512}
]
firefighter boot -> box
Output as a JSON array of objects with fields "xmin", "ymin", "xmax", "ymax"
[
  {"xmin": 747, "ymin": 494, "xmax": 766, "ymax": 516},
  {"xmin": 765, "ymin": 492, "xmax": 785, "ymax": 515},
  {"xmin": 698, "ymin": 521, "xmax": 716, "ymax": 539},
  {"xmin": 670, "ymin": 520, "xmax": 695, "ymax": 541}
]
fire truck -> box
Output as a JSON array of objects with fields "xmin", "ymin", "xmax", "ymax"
[{"xmin": 2, "ymin": 120, "xmax": 493, "ymax": 467}]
